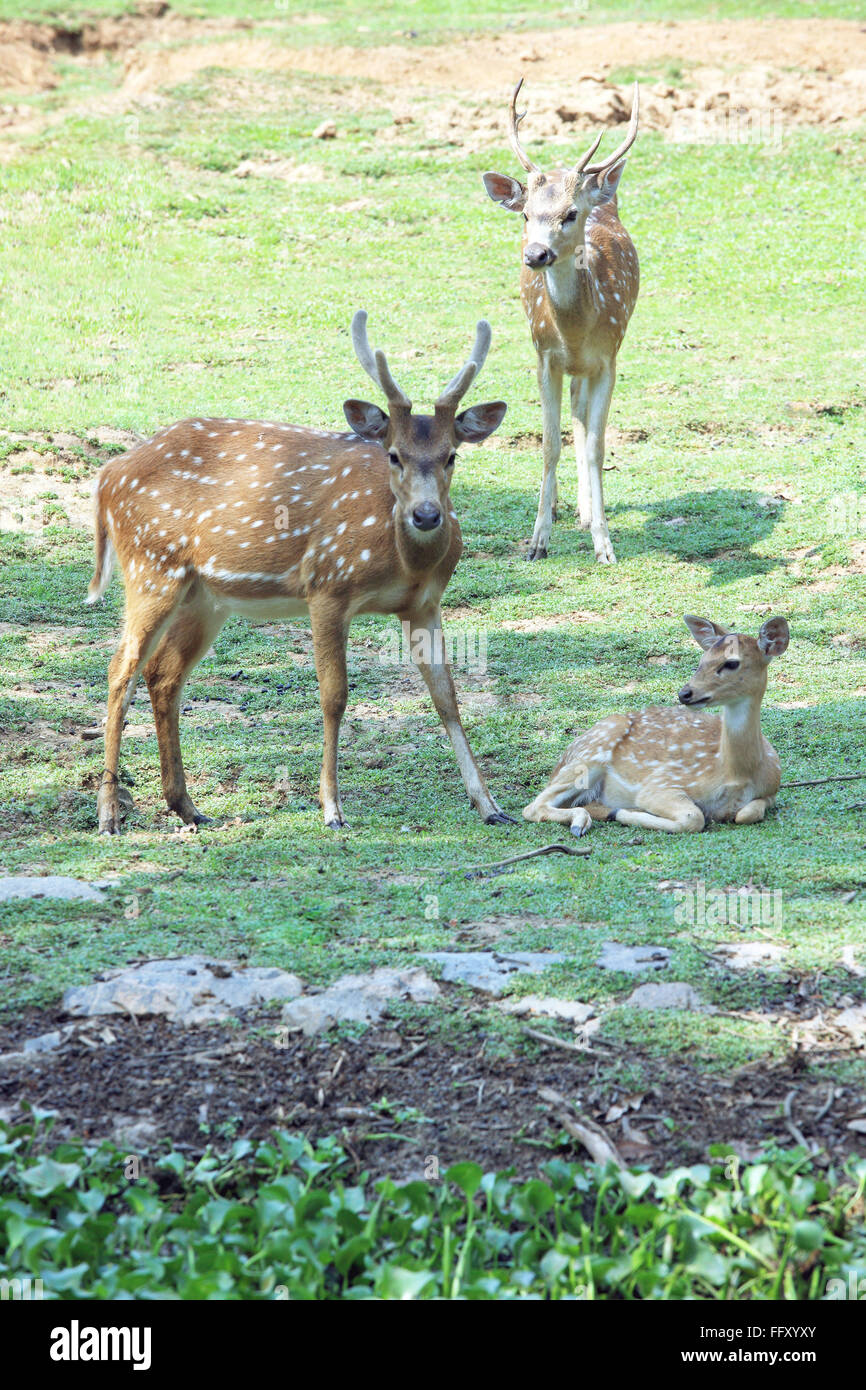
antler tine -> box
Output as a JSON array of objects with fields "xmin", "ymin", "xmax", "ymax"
[
  {"xmin": 508, "ymin": 77, "xmax": 540, "ymax": 176},
  {"xmin": 573, "ymin": 129, "xmax": 604, "ymax": 174},
  {"xmin": 350, "ymin": 310, "xmax": 411, "ymax": 408},
  {"xmin": 435, "ymin": 320, "xmax": 492, "ymax": 412},
  {"xmin": 581, "ymin": 81, "xmax": 640, "ymax": 178}
]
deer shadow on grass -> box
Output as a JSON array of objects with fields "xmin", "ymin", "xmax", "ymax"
[{"xmin": 456, "ymin": 482, "xmax": 788, "ymax": 585}]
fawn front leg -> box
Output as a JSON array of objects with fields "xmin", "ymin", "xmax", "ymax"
[
  {"xmin": 735, "ymin": 798, "xmax": 769, "ymax": 825},
  {"xmin": 403, "ymin": 605, "xmax": 514, "ymax": 825},
  {"xmin": 310, "ymin": 600, "xmax": 349, "ymax": 829}
]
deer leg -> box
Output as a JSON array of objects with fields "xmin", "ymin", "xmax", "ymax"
[
  {"xmin": 735, "ymin": 798, "xmax": 769, "ymax": 825},
  {"xmin": 614, "ymin": 786, "xmax": 705, "ymax": 834},
  {"xmin": 585, "ymin": 366, "xmax": 616, "ymax": 564},
  {"xmin": 528, "ymin": 360, "xmax": 563, "ymax": 560},
  {"xmin": 310, "ymin": 600, "xmax": 350, "ymax": 829},
  {"xmin": 144, "ymin": 593, "xmax": 226, "ymax": 825},
  {"xmin": 98, "ymin": 588, "xmax": 185, "ymax": 834},
  {"xmin": 570, "ymin": 376, "xmax": 591, "ymax": 530},
  {"xmin": 404, "ymin": 605, "xmax": 514, "ymax": 825}
]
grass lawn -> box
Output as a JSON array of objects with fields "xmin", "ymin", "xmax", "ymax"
[{"xmin": 0, "ymin": 2, "xmax": 864, "ymax": 1132}]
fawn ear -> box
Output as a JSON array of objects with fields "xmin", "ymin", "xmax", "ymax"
[
  {"xmin": 684, "ymin": 615, "xmax": 732, "ymax": 650},
  {"xmin": 454, "ymin": 401, "xmax": 507, "ymax": 443},
  {"xmin": 482, "ymin": 171, "xmax": 527, "ymax": 213},
  {"xmin": 343, "ymin": 400, "xmax": 389, "ymax": 442},
  {"xmin": 757, "ymin": 616, "xmax": 790, "ymax": 660}
]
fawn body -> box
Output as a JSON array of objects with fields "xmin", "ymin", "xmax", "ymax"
[{"xmin": 523, "ymin": 616, "xmax": 790, "ymax": 835}]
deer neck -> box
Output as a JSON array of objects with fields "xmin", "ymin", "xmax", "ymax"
[
  {"xmin": 543, "ymin": 228, "xmax": 598, "ymax": 325},
  {"xmin": 719, "ymin": 697, "xmax": 765, "ymax": 782},
  {"xmin": 393, "ymin": 511, "xmax": 452, "ymax": 576}
]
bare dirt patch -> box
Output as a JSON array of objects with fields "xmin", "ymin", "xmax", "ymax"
[
  {"xmin": 0, "ymin": 429, "xmax": 137, "ymax": 532},
  {"xmin": 2, "ymin": 1007, "xmax": 864, "ymax": 1179},
  {"xmin": 3, "ymin": 13, "xmax": 866, "ymax": 144}
]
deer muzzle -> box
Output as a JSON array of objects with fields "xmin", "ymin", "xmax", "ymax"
[{"xmin": 524, "ymin": 242, "xmax": 557, "ymax": 269}]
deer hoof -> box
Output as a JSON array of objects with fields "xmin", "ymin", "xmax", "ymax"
[
  {"xmin": 526, "ymin": 545, "xmax": 548, "ymax": 561},
  {"xmin": 485, "ymin": 810, "xmax": 517, "ymax": 826},
  {"xmin": 326, "ymin": 817, "xmax": 347, "ymax": 830}
]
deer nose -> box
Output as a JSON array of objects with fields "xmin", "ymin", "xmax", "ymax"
[
  {"xmin": 524, "ymin": 243, "xmax": 556, "ymax": 269},
  {"xmin": 411, "ymin": 502, "xmax": 442, "ymax": 532},
  {"xmin": 678, "ymin": 686, "xmax": 694, "ymax": 705}
]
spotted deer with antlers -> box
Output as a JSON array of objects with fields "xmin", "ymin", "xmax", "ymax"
[
  {"xmin": 88, "ymin": 313, "xmax": 512, "ymax": 833},
  {"xmin": 483, "ymin": 79, "xmax": 640, "ymax": 562},
  {"xmin": 523, "ymin": 615, "xmax": 790, "ymax": 835}
]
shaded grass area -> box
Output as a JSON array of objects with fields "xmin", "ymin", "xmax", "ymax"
[{"xmin": 0, "ymin": 17, "xmax": 864, "ymax": 1082}]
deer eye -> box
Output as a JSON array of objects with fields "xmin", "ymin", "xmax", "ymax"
[
  {"xmin": 445, "ymin": 452, "xmax": 456, "ymax": 468},
  {"xmin": 388, "ymin": 451, "xmax": 402, "ymax": 470},
  {"xmin": 720, "ymin": 659, "xmax": 740, "ymax": 671},
  {"xmin": 563, "ymin": 208, "xmax": 578, "ymax": 224}
]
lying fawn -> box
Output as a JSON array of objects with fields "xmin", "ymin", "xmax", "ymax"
[
  {"xmin": 88, "ymin": 313, "xmax": 512, "ymax": 833},
  {"xmin": 523, "ymin": 615, "xmax": 790, "ymax": 835},
  {"xmin": 483, "ymin": 79, "xmax": 640, "ymax": 562}
]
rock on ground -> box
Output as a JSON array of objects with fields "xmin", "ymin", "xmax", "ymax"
[
  {"xmin": 597, "ymin": 942, "xmax": 671, "ymax": 973},
  {"xmin": 498, "ymin": 995, "xmax": 595, "ymax": 1024},
  {"xmin": 0, "ymin": 876, "xmax": 105, "ymax": 903},
  {"xmin": 62, "ymin": 955, "xmax": 304, "ymax": 1025},
  {"xmin": 624, "ymin": 982, "xmax": 708, "ymax": 1012},
  {"xmin": 282, "ymin": 967, "xmax": 439, "ymax": 1036},
  {"xmin": 419, "ymin": 951, "xmax": 567, "ymax": 996}
]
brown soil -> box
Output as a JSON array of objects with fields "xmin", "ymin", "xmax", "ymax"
[
  {"xmin": 1, "ymin": 11, "xmax": 865, "ymax": 144},
  {"xmin": 2, "ymin": 1007, "xmax": 864, "ymax": 1181}
]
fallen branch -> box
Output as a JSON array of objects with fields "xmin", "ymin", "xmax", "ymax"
[
  {"xmin": 782, "ymin": 772, "xmax": 866, "ymax": 788},
  {"xmin": 539, "ymin": 1086, "xmax": 625, "ymax": 1169},
  {"xmin": 783, "ymin": 1088, "xmax": 818, "ymax": 1154},
  {"xmin": 462, "ymin": 842, "xmax": 591, "ymax": 879}
]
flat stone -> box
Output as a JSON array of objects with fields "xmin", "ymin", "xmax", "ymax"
[
  {"xmin": 282, "ymin": 967, "xmax": 439, "ymax": 1036},
  {"xmin": 22, "ymin": 1030, "xmax": 65, "ymax": 1053},
  {"xmin": 835, "ymin": 1004, "xmax": 866, "ymax": 1040},
  {"xmin": 110, "ymin": 1115, "xmax": 160, "ymax": 1150},
  {"xmin": 498, "ymin": 995, "xmax": 595, "ymax": 1024},
  {"xmin": 0, "ymin": 876, "xmax": 105, "ymax": 903},
  {"xmin": 419, "ymin": 951, "xmax": 567, "ymax": 996},
  {"xmin": 62, "ymin": 955, "xmax": 304, "ymax": 1025},
  {"xmin": 624, "ymin": 982, "xmax": 707, "ymax": 1011},
  {"xmin": 713, "ymin": 942, "xmax": 787, "ymax": 970},
  {"xmin": 597, "ymin": 942, "xmax": 670, "ymax": 974}
]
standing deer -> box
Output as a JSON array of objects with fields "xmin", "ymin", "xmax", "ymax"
[
  {"xmin": 523, "ymin": 615, "xmax": 789, "ymax": 834},
  {"xmin": 483, "ymin": 79, "xmax": 640, "ymax": 563},
  {"xmin": 88, "ymin": 312, "xmax": 512, "ymax": 833}
]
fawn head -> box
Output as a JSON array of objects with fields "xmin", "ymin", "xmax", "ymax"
[
  {"xmin": 679, "ymin": 615, "xmax": 790, "ymax": 709},
  {"xmin": 482, "ymin": 78, "xmax": 639, "ymax": 270},
  {"xmin": 343, "ymin": 312, "xmax": 505, "ymax": 543}
]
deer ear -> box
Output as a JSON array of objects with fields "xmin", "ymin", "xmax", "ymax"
[
  {"xmin": 482, "ymin": 171, "xmax": 526, "ymax": 213},
  {"xmin": 684, "ymin": 615, "xmax": 731, "ymax": 650},
  {"xmin": 757, "ymin": 616, "xmax": 790, "ymax": 660},
  {"xmin": 343, "ymin": 400, "xmax": 389, "ymax": 442},
  {"xmin": 454, "ymin": 401, "xmax": 507, "ymax": 443},
  {"xmin": 586, "ymin": 159, "xmax": 627, "ymax": 206}
]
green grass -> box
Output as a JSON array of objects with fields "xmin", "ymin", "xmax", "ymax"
[
  {"xmin": 0, "ymin": 3, "xmax": 864, "ymax": 1082},
  {"xmin": 2, "ymin": 1113, "xmax": 864, "ymax": 1300},
  {"xmin": 2, "ymin": 0, "xmax": 863, "ymax": 36}
]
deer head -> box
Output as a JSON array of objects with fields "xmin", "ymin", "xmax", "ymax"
[
  {"xmin": 679, "ymin": 615, "xmax": 790, "ymax": 709},
  {"xmin": 343, "ymin": 312, "xmax": 506, "ymax": 559},
  {"xmin": 482, "ymin": 78, "xmax": 640, "ymax": 271}
]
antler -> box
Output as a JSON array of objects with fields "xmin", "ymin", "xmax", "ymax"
[
  {"xmin": 508, "ymin": 77, "xmax": 540, "ymax": 176},
  {"xmin": 435, "ymin": 320, "xmax": 492, "ymax": 413},
  {"xmin": 575, "ymin": 82, "xmax": 640, "ymax": 178},
  {"xmin": 351, "ymin": 310, "xmax": 412, "ymax": 409}
]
